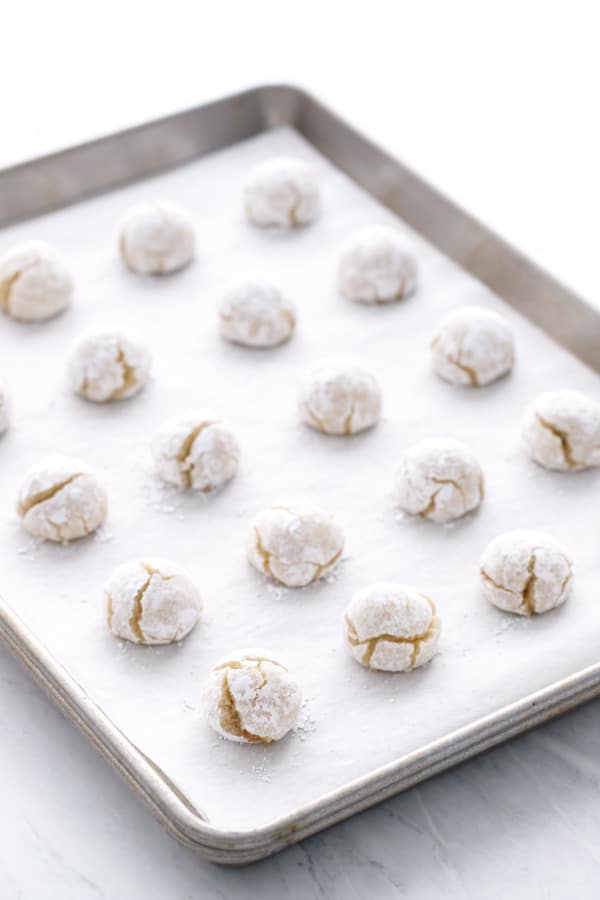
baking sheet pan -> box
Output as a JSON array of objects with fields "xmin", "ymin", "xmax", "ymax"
[{"xmin": 1, "ymin": 86, "xmax": 600, "ymax": 864}]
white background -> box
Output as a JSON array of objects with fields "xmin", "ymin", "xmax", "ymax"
[{"xmin": 2, "ymin": 1, "xmax": 600, "ymax": 897}]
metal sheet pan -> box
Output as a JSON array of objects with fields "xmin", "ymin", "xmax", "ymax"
[{"xmin": 1, "ymin": 85, "xmax": 600, "ymax": 865}]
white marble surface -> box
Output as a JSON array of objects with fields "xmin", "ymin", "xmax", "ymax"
[{"xmin": 3, "ymin": 1, "xmax": 600, "ymax": 896}]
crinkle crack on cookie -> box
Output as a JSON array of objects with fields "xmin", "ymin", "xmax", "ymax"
[
  {"xmin": 119, "ymin": 202, "xmax": 195, "ymax": 275},
  {"xmin": 338, "ymin": 225, "xmax": 417, "ymax": 304},
  {"xmin": 219, "ymin": 275, "xmax": 296, "ymax": 348},
  {"xmin": 247, "ymin": 498, "xmax": 344, "ymax": 587},
  {"xmin": 430, "ymin": 306, "xmax": 514, "ymax": 387},
  {"xmin": 0, "ymin": 240, "xmax": 73, "ymax": 321},
  {"xmin": 204, "ymin": 648, "xmax": 302, "ymax": 743},
  {"xmin": 522, "ymin": 389, "xmax": 600, "ymax": 471},
  {"xmin": 105, "ymin": 557, "xmax": 201, "ymax": 644},
  {"xmin": 244, "ymin": 157, "xmax": 320, "ymax": 228},
  {"xmin": 395, "ymin": 438, "xmax": 484, "ymax": 524},
  {"xmin": 68, "ymin": 326, "xmax": 151, "ymax": 403},
  {"xmin": 151, "ymin": 411, "xmax": 240, "ymax": 492},
  {"xmin": 480, "ymin": 530, "xmax": 573, "ymax": 616},
  {"xmin": 298, "ymin": 356, "xmax": 382, "ymax": 436},
  {"xmin": 17, "ymin": 455, "xmax": 107, "ymax": 543},
  {"xmin": 344, "ymin": 583, "xmax": 441, "ymax": 671}
]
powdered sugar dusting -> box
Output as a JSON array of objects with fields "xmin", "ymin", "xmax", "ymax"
[
  {"xmin": 298, "ymin": 356, "xmax": 382, "ymax": 436},
  {"xmin": 247, "ymin": 498, "xmax": 345, "ymax": 588},
  {"xmin": 395, "ymin": 438, "xmax": 484, "ymax": 524},
  {"xmin": 431, "ymin": 305, "xmax": 514, "ymax": 387}
]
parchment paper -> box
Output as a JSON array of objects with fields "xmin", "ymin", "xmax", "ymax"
[{"xmin": 1, "ymin": 126, "xmax": 600, "ymax": 831}]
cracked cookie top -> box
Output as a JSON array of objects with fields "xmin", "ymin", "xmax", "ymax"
[
  {"xmin": 17, "ymin": 454, "xmax": 108, "ymax": 544},
  {"xmin": 218, "ymin": 275, "xmax": 296, "ymax": 349},
  {"xmin": 119, "ymin": 202, "xmax": 195, "ymax": 276},
  {"xmin": 247, "ymin": 498, "xmax": 344, "ymax": 588},
  {"xmin": 0, "ymin": 240, "xmax": 73, "ymax": 322},
  {"xmin": 344, "ymin": 583, "xmax": 441, "ymax": 672},
  {"xmin": 68, "ymin": 326, "xmax": 152, "ymax": 403},
  {"xmin": 244, "ymin": 157, "xmax": 320, "ymax": 229},
  {"xmin": 430, "ymin": 305, "xmax": 514, "ymax": 387},
  {"xmin": 480, "ymin": 529, "xmax": 573, "ymax": 616},
  {"xmin": 151, "ymin": 410, "xmax": 240, "ymax": 492},
  {"xmin": 105, "ymin": 556, "xmax": 201, "ymax": 645},
  {"xmin": 298, "ymin": 356, "xmax": 382, "ymax": 436},
  {"xmin": 337, "ymin": 224, "xmax": 417, "ymax": 304},
  {"xmin": 522, "ymin": 389, "xmax": 600, "ymax": 471},
  {"xmin": 204, "ymin": 647, "xmax": 302, "ymax": 743},
  {"xmin": 395, "ymin": 437, "xmax": 484, "ymax": 524}
]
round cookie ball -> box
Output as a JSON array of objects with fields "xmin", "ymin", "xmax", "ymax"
[
  {"xmin": 395, "ymin": 438, "xmax": 484, "ymax": 524},
  {"xmin": 151, "ymin": 411, "xmax": 240, "ymax": 492},
  {"xmin": 204, "ymin": 648, "xmax": 302, "ymax": 743},
  {"xmin": 298, "ymin": 357, "xmax": 382, "ymax": 436},
  {"xmin": 0, "ymin": 240, "xmax": 73, "ymax": 321},
  {"xmin": 0, "ymin": 381, "xmax": 9, "ymax": 435},
  {"xmin": 338, "ymin": 225, "xmax": 417, "ymax": 304},
  {"xmin": 247, "ymin": 498, "xmax": 344, "ymax": 588},
  {"xmin": 244, "ymin": 157, "xmax": 319, "ymax": 228},
  {"xmin": 219, "ymin": 276, "xmax": 296, "ymax": 348},
  {"xmin": 344, "ymin": 583, "xmax": 441, "ymax": 672},
  {"xmin": 119, "ymin": 202, "xmax": 195, "ymax": 275},
  {"xmin": 431, "ymin": 306, "xmax": 514, "ymax": 387},
  {"xmin": 68, "ymin": 327, "xmax": 151, "ymax": 403},
  {"xmin": 105, "ymin": 557, "xmax": 201, "ymax": 645},
  {"xmin": 17, "ymin": 455, "xmax": 107, "ymax": 543},
  {"xmin": 480, "ymin": 530, "xmax": 573, "ymax": 616},
  {"xmin": 522, "ymin": 389, "xmax": 600, "ymax": 471}
]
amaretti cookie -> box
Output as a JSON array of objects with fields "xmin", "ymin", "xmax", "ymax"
[
  {"xmin": 119, "ymin": 202, "xmax": 195, "ymax": 275},
  {"xmin": 247, "ymin": 498, "xmax": 344, "ymax": 588},
  {"xmin": 68, "ymin": 326, "xmax": 151, "ymax": 402},
  {"xmin": 106, "ymin": 557, "xmax": 201, "ymax": 644},
  {"xmin": 299, "ymin": 357, "xmax": 382, "ymax": 436},
  {"xmin": 338, "ymin": 225, "xmax": 417, "ymax": 304},
  {"xmin": 244, "ymin": 157, "xmax": 320, "ymax": 228},
  {"xmin": 0, "ymin": 240, "xmax": 73, "ymax": 321},
  {"xmin": 431, "ymin": 306, "xmax": 514, "ymax": 387},
  {"xmin": 17, "ymin": 455, "xmax": 107, "ymax": 543},
  {"xmin": 151, "ymin": 411, "xmax": 240, "ymax": 492},
  {"xmin": 480, "ymin": 530, "xmax": 573, "ymax": 616},
  {"xmin": 219, "ymin": 276, "xmax": 295, "ymax": 348},
  {"xmin": 204, "ymin": 648, "xmax": 302, "ymax": 743},
  {"xmin": 522, "ymin": 390, "xmax": 600, "ymax": 471},
  {"xmin": 344, "ymin": 583, "xmax": 441, "ymax": 671},
  {"xmin": 395, "ymin": 438, "xmax": 484, "ymax": 524}
]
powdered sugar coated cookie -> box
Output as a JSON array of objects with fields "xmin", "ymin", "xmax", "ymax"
[
  {"xmin": 344, "ymin": 583, "xmax": 441, "ymax": 671},
  {"xmin": 299, "ymin": 357, "xmax": 382, "ymax": 435},
  {"xmin": 152, "ymin": 411, "xmax": 240, "ymax": 492},
  {"xmin": 244, "ymin": 157, "xmax": 319, "ymax": 228},
  {"xmin": 395, "ymin": 438, "xmax": 484, "ymax": 524},
  {"xmin": 119, "ymin": 202, "xmax": 195, "ymax": 275},
  {"xmin": 522, "ymin": 390, "xmax": 600, "ymax": 471},
  {"xmin": 247, "ymin": 498, "xmax": 344, "ymax": 588},
  {"xmin": 431, "ymin": 306, "xmax": 514, "ymax": 387},
  {"xmin": 17, "ymin": 455, "xmax": 107, "ymax": 543},
  {"xmin": 0, "ymin": 240, "xmax": 73, "ymax": 321},
  {"xmin": 204, "ymin": 648, "xmax": 302, "ymax": 743},
  {"xmin": 480, "ymin": 530, "xmax": 573, "ymax": 615},
  {"xmin": 68, "ymin": 326, "xmax": 151, "ymax": 402},
  {"xmin": 106, "ymin": 557, "xmax": 201, "ymax": 644},
  {"xmin": 338, "ymin": 225, "xmax": 417, "ymax": 304}
]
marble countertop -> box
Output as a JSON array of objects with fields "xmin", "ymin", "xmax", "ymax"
[{"xmin": 2, "ymin": 2, "xmax": 600, "ymax": 896}]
